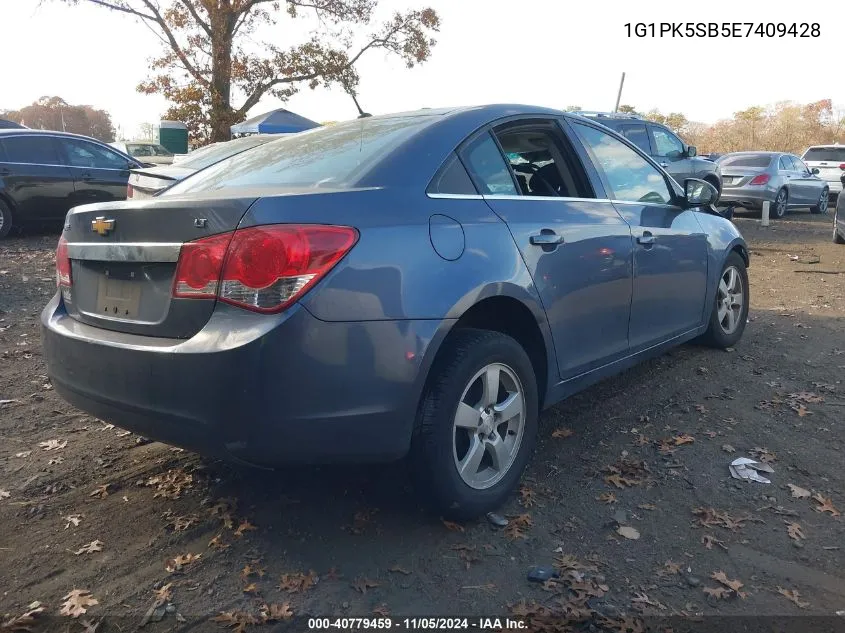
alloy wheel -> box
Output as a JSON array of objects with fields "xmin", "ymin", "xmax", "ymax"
[
  {"xmin": 774, "ymin": 190, "xmax": 787, "ymax": 217},
  {"xmin": 717, "ymin": 266, "xmax": 744, "ymax": 335},
  {"xmin": 819, "ymin": 192, "xmax": 829, "ymax": 214},
  {"xmin": 452, "ymin": 363, "xmax": 526, "ymax": 490}
]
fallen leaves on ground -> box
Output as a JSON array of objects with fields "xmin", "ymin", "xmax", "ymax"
[
  {"xmin": 616, "ymin": 526, "xmax": 640, "ymax": 540},
  {"xmin": 0, "ymin": 490, "xmax": 9, "ymax": 501},
  {"xmin": 519, "ymin": 485, "xmax": 537, "ymax": 508},
  {"xmin": 656, "ymin": 561, "xmax": 681, "ymax": 577},
  {"xmin": 39, "ymin": 439, "xmax": 67, "ymax": 451},
  {"xmin": 812, "ymin": 493, "xmax": 840, "ymax": 516},
  {"xmin": 73, "ymin": 540, "xmax": 103, "ymax": 555},
  {"xmin": 441, "ymin": 519, "xmax": 464, "ymax": 532},
  {"xmin": 452, "ymin": 544, "xmax": 483, "ymax": 569},
  {"xmin": 710, "ymin": 571, "xmax": 748, "ymax": 599},
  {"xmin": 208, "ymin": 534, "xmax": 229, "ymax": 550},
  {"xmin": 788, "ymin": 484, "xmax": 812, "ymax": 499},
  {"xmin": 785, "ymin": 521, "xmax": 805, "ymax": 541},
  {"xmin": 630, "ymin": 591, "xmax": 666, "ymax": 611},
  {"xmin": 777, "ymin": 587, "xmax": 809, "ymax": 609},
  {"xmin": 63, "ymin": 514, "xmax": 82, "ymax": 528},
  {"xmin": 350, "ymin": 577, "xmax": 379, "ymax": 594},
  {"xmin": 693, "ymin": 507, "xmax": 749, "ymax": 531},
  {"xmin": 554, "ymin": 554, "xmax": 597, "ymax": 574},
  {"xmin": 59, "ymin": 590, "xmax": 98, "ymax": 618},
  {"xmin": 144, "ymin": 469, "xmax": 193, "ymax": 500},
  {"xmin": 638, "ymin": 503, "xmax": 656, "ymax": 511},
  {"xmin": 234, "ymin": 519, "xmax": 257, "ymax": 537},
  {"xmin": 702, "ymin": 586, "xmax": 733, "ymax": 600},
  {"xmin": 242, "ymin": 583, "xmax": 258, "ymax": 595},
  {"xmin": 260, "ymin": 603, "xmax": 293, "ymax": 622},
  {"xmin": 2, "ymin": 601, "xmax": 45, "ymax": 630},
  {"xmin": 89, "ymin": 484, "xmax": 110, "ymax": 499},
  {"xmin": 603, "ymin": 458, "xmax": 650, "ymax": 488},
  {"xmin": 503, "ymin": 513, "xmax": 532, "ymax": 540},
  {"xmin": 372, "ymin": 604, "xmax": 390, "ymax": 616},
  {"xmin": 551, "ymin": 427, "xmax": 574, "ymax": 439},
  {"xmin": 278, "ymin": 571, "xmax": 317, "ymax": 593},
  {"xmin": 597, "ymin": 492, "xmax": 617, "ymax": 505},
  {"xmin": 749, "ymin": 447, "xmax": 776, "ymax": 463},
  {"xmin": 241, "ymin": 563, "xmax": 266, "ymax": 579},
  {"xmin": 154, "ymin": 583, "xmax": 173, "ymax": 603},
  {"xmin": 388, "ymin": 565, "xmax": 411, "ymax": 575},
  {"xmin": 212, "ymin": 611, "xmax": 258, "ymax": 632},
  {"xmin": 721, "ymin": 444, "xmax": 736, "ymax": 453},
  {"xmin": 701, "ymin": 534, "xmax": 728, "ymax": 550},
  {"xmin": 165, "ymin": 553, "xmax": 201, "ymax": 573}
]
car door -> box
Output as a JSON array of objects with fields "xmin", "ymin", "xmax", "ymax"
[
  {"xmin": 460, "ymin": 120, "xmax": 634, "ymax": 380},
  {"xmin": 0, "ymin": 134, "xmax": 76, "ymax": 222},
  {"xmin": 570, "ymin": 120, "xmax": 709, "ymax": 350},
  {"xmin": 55, "ymin": 137, "xmax": 135, "ymax": 206},
  {"xmin": 648, "ymin": 124, "xmax": 694, "ymax": 183},
  {"xmin": 790, "ymin": 155, "xmax": 819, "ymax": 205}
]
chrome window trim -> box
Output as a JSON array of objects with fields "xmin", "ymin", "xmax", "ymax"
[
  {"xmin": 426, "ymin": 193, "xmax": 483, "ymax": 200},
  {"xmin": 483, "ymin": 194, "xmax": 611, "ymax": 203},
  {"xmin": 66, "ymin": 242, "xmax": 183, "ymax": 262},
  {"xmin": 0, "ymin": 160, "xmax": 131, "ymax": 172}
]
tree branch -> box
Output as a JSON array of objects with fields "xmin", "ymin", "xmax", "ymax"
[
  {"xmin": 76, "ymin": 0, "xmax": 156, "ymax": 20},
  {"xmin": 137, "ymin": 0, "xmax": 210, "ymax": 87},
  {"xmin": 178, "ymin": 0, "xmax": 211, "ymax": 37}
]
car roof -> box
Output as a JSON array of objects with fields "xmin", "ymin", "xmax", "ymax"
[{"xmin": 0, "ymin": 128, "xmax": 115, "ymax": 144}]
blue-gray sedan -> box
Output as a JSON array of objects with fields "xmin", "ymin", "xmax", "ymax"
[
  {"xmin": 717, "ymin": 151, "xmax": 830, "ymax": 218},
  {"xmin": 42, "ymin": 105, "xmax": 749, "ymax": 518}
]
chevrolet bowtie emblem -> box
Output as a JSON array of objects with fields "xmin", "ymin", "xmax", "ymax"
[{"xmin": 91, "ymin": 216, "xmax": 115, "ymax": 236}]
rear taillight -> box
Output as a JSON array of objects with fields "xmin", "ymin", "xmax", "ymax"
[
  {"xmin": 172, "ymin": 225, "xmax": 358, "ymax": 313},
  {"xmin": 56, "ymin": 235, "xmax": 71, "ymax": 287},
  {"xmin": 749, "ymin": 173, "xmax": 770, "ymax": 186},
  {"xmin": 839, "ymin": 163, "xmax": 845, "ymax": 170},
  {"xmin": 127, "ymin": 183, "xmax": 134, "ymax": 198}
]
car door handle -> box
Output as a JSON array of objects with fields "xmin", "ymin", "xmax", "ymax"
[
  {"xmin": 637, "ymin": 232, "xmax": 655, "ymax": 245},
  {"xmin": 530, "ymin": 233, "xmax": 564, "ymax": 246}
]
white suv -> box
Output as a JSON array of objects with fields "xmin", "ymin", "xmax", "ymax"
[{"xmin": 802, "ymin": 145, "xmax": 845, "ymax": 203}]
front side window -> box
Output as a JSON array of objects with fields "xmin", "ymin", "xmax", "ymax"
[
  {"xmin": 0, "ymin": 135, "xmax": 60, "ymax": 165},
  {"xmin": 650, "ymin": 126, "xmax": 684, "ymax": 158},
  {"xmin": 59, "ymin": 138, "xmax": 129, "ymax": 169},
  {"xmin": 619, "ymin": 124, "xmax": 651, "ymax": 153},
  {"xmin": 790, "ymin": 156, "xmax": 808, "ymax": 173},
  {"xmin": 460, "ymin": 133, "xmax": 517, "ymax": 195},
  {"xmin": 573, "ymin": 123, "xmax": 673, "ymax": 205}
]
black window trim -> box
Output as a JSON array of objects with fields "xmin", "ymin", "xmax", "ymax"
[{"xmin": 568, "ymin": 118, "xmax": 684, "ymax": 209}]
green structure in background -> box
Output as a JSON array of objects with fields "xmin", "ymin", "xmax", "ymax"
[{"xmin": 158, "ymin": 121, "xmax": 188, "ymax": 154}]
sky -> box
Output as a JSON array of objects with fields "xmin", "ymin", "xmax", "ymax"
[{"xmin": 2, "ymin": 0, "xmax": 844, "ymax": 138}]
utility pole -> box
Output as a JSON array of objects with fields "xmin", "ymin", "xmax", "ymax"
[{"xmin": 613, "ymin": 72, "xmax": 626, "ymax": 113}]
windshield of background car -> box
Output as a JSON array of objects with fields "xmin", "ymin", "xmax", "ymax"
[
  {"xmin": 802, "ymin": 147, "xmax": 845, "ymax": 162},
  {"xmin": 163, "ymin": 116, "xmax": 437, "ymax": 195},
  {"xmin": 719, "ymin": 154, "xmax": 772, "ymax": 168},
  {"xmin": 178, "ymin": 137, "xmax": 273, "ymax": 171}
]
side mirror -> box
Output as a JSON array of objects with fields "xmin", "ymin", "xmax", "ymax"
[
  {"xmin": 686, "ymin": 145, "xmax": 697, "ymax": 158},
  {"xmin": 811, "ymin": 168, "xmax": 820, "ymax": 175},
  {"xmin": 684, "ymin": 178, "xmax": 718, "ymax": 207}
]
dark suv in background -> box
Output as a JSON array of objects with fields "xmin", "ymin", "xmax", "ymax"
[
  {"xmin": 581, "ymin": 112, "xmax": 722, "ymax": 198},
  {"xmin": 0, "ymin": 129, "xmax": 142, "ymax": 237}
]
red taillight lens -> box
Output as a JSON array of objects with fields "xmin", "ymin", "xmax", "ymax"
[
  {"xmin": 749, "ymin": 173, "xmax": 770, "ymax": 186},
  {"xmin": 839, "ymin": 163, "xmax": 845, "ymax": 170},
  {"xmin": 127, "ymin": 184, "xmax": 134, "ymax": 199},
  {"xmin": 171, "ymin": 225, "xmax": 358, "ymax": 313},
  {"xmin": 56, "ymin": 235, "xmax": 72, "ymax": 287},
  {"xmin": 172, "ymin": 232, "xmax": 232, "ymax": 298}
]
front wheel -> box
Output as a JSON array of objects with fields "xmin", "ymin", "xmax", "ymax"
[
  {"xmin": 0, "ymin": 200, "xmax": 13, "ymax": 239},
  {"xmin": 811, "ymin": 189, "xmax": 829, "ymax": 214},
  {"xmin": 411, "ymin": 328, "xmax": 539, "ymax": 520},
  {"xmin": 699, "ymin": 252, "xmax": 750, "ymax": 349},
  {"xmin": 834, "ymin": 211, "xmax": 845, "ymax": 244}
]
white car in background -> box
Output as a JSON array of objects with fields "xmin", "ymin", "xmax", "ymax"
[
  {"xmin": 801, "ymin": 144, "xmax": 845, "ymax": 203},
  {"xmin": 110, "ymin": 141, "xmax": 175, "ymax": 165}
]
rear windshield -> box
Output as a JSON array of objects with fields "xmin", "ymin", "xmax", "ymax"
[
  {"xmin": 719, "ymin": 154, "xmax": 772, "ymax": 168},
  {"xmin": 178, "ymin": 136, "xmax": 275, "ymax": 171},
  {"xmin": 163, "ymin": 116, "xmax": 435, "ymax": 195},
  {"xmin": 802, "ymin": 147, "xmax": 845, "ymax": 162}
]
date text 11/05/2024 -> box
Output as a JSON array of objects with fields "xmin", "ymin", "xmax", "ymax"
[
  {"xmin": 307, "ymin": 618, "xmax": 527, "ymax": 630},
  {"xmin": 624, "ymin": 22, "xmax": 820, "ymax": 38}
]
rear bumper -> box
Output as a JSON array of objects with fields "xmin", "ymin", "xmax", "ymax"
[
  {"xmin": 718, "ymin": 186, "xmax": 775, "ymax": 210},
  {"xmin": 42, "ymin": 294, "xmax": 445, "ymax": 466}
]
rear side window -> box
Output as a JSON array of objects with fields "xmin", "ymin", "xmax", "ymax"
[
  {"xmin": 618, "ymin": 124, "xmax": 651, "ymax": 153},
  {"xmin": 427, "ymin": 153, "xmax": 477, "ymax": 195},
  {"xmin": 460, "ymin": 133, "xmax": 517, "ymax": 195},
  {"xmin": 58, "ymin": 138, "xmax": 129, "ymax": 170},
  {"xmin": 127, "ymin": 144, "xmax": 153, "ymax": 157},
  {"xmin": 720, "ymin": 154, "xmax": 772, "ymax": 168},
  {"xmin": 803, "ymin": 147, "xmax": 845, "ymax": 162},
  {"xmin": 0, "ymin": 136, "xmax": 60, "ymax": 165},
  {"xmin": 778, "ymin": 156, "xmax": 791, "ymax": 170},
  {"xmin": 165, "ymin": 116, "xmax": 435, "ymax": 195}
]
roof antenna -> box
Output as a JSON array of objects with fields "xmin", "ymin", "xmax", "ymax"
[{"xmin": 343, "ymin": 81, "xmax": 371, "ymax": 118}]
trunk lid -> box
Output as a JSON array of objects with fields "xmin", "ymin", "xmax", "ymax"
[
  {"xmin": 720, "ymin": 167, "xmax": 766, "ymax": 188},
  {"xmin": 62, "ymin": 193, "xmax": 258, "ymax": 338},
  {"xmin": 129, "ymin": 166, "xmax": 195, "ymax": 198}
]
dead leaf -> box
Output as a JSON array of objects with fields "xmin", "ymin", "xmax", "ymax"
[
  {"xmin": 701, "ymin": 534, "xmax": 727, "ymax": 550},
  {"xmin": 260, "ymin": 603, "xmax": 293, "ymax": 622},
  {"xmin": 631, "ymin": 591, "xmax": 666, "ymax": 610},
  {"xmin": 616, "ymin": 526, "xmax": 640, "ymax": 540},
  {"xmin": 165, "ymin": 553, "xmax": 201, "ymax": 573},
  {"xmin": 350, "ymin": 577, "xmax": 379, "ymax": 594},
  {"xmin": 242, "ymin": 583, "xmax": 258, "ymax": 594},
  {"xmin": 2, "ymin": 601, "xmax": 46, "ymax": 630},
  {"xmin": 144, "ymin": 469, "xmax": 193, "ymax": 500},
  {"xmin": 656, "ymin": 561, "xmax": 681, "ymax": 577},
  {"xmin": 597, "ymin": 492, "xmax": 618, "ymax": 505},
  {"xmin": 791, "ymin": 404, "xmax": 812, "ymax": 417},
  {"xmin": 154, "ymin": 583, "xmax": 172, "ymax": 603},
  {"xmin": 777, "ymin": 587, "xmax": 809, "ymax": 609},
  {"xmin": 603, "ymin": 458, "xmax": 649, "ymax": 488},
  {"xmin": 721, "ymin": 444, "xmax": 736, "ymax": 453},
  {"xmin": 711, "ymin": 571, "xmax": 747, "ymax": 598},
  {"xmin": 519, "ymin": 485, "xmax": 537, "ymax": 508},
  {"xmin": 39, "ymin": 439, "xmax": 67, "ymax": 451},
  {"xmin": 749, "ymin": 447, "xmax": 776, "ymax": 463},
  {"xmin": 552, "ymin": 427, "xmax": 574, "ymax": 439},
  {"xmin": 388, "ymin": 566, "xmax": 411, "ymax": 575},
  {"xmin": 241, "ymin": 563, "xmax": 266, "ymax": 579},
  {"xmin": 812, "ymin": 493, "xmax": 840, "ymax": 516},
  {"xmin": 788, "ymin": 391, "xmax": 823, "ymax": 404},
  {"xmin": 63, "ymin": 514, "xmax": 82, "ymax": 528},
  {"xmin": 0, "ymin": 490, "xmax": 10, "ymax": 501},
  {"xmin": 673, "ymin": 434, "xmax": 695, "ymax": 445},
  {"xmin": 693, "ymin": 507, "xmax": 748, "ymax": 531},
  {"xmin": 503, "ymin": 513, "xmax": 532, "ymax": 540},
  {"xmin": 785, "ymin": 521, "xmax": 805, "ymax": 541},
  {"xmin": 372, "ymin": 604, "xmax": 390, "ymax": 617},
  {"xmin": 442, "ymin": 519, "xmax": 464, "ymax": 532},
  {"xmin": 59, "ymin": 590, "xmax": 98, "ymax": 618},
  {"xmin": 278, "ymin": 571, "xmax": 317, "ymax": 593},
  {"xmin": 15, "ymin": 451, "xmax": 31, "ymax": 458},
  {"xmin": 89, "ymin": 484, "xmax": 110, "ymax": 499},
  {"xmin": 74, "ymin": 540, "xmax": 103, "ymax": 555},
  {"xmin": 234, "ymin": 519, "xmax": 257, "ymax": 537},
  {"xmin": 703, "ymin": 586, "xmax": 733, "ymax": 600},
  {"xmin": 212, "ymin": 611, "xmax": 258, "ymax": 632},
  {"xmin": 637, "ymin": 503, "xmax": 657, "ymax": 511},
  {"xmin": 208, "ymin": 534, "xmax": 229, "ymax": 550},
  {"xmin": 788, "ymin": 484, "xmax": 811, "ymax": 499}
]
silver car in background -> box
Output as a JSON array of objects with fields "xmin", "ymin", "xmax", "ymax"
[
  {"xmin": 801, "ymin": 145, "xmax": 845, "ymax": 203},
  {"xmin": 717, "ymin": 152, "xmax": 830, "ymax": 219}
]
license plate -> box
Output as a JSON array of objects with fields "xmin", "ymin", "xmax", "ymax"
[{"xmin": 96, "ymin": 275, "xmax": 142, "ymax": 319}]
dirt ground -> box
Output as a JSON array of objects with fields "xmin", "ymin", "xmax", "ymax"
[{"xmin": 1, "ymin": 209, "xmax": 844, "ymax": 632}]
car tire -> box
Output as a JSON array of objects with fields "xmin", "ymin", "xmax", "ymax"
[
  {"xmin": 834, "ymin": 211, "xmax": 845, "ymax": 244},
  {"xmin": 772, "ymin": 188, "xmax": 788, "ymax": 219},
  {"xmin": 0, "ymin": 200, "xmax": 12, "ymax": 239},
  {"xmin": 411, "ymin": 328, "xmax": 539, "ymax": 521},
  {"xmin": 810, "ymin": 189, "xmax": 829, "ymax": 214},
  {"xmin": 699, "ymin": 252, "xmax": 750, "ymax": 349}
]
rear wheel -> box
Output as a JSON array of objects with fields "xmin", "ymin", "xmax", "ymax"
[
  {"xmin": 0, "ymin": 200, "xmax": 12, "ymax": 239},
  {"xmin": 834, "ymin": 211, "xmax": 845, "ymax": 244},
  {"xmin": 699, "ymin": 252, "xmax": 749, "ymax": 349},
  {"xmin": 811, "ymin": 189, "xmax": 829, "ymax": 214},
  {"xmin": 772, "ymin": 188, "xmax": 788, "ymax": 219},
  {"xmin": 411, "ymin": 328, "xmax": 538, "ymax": 520}
]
